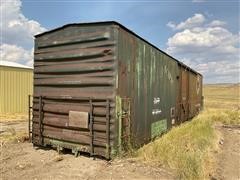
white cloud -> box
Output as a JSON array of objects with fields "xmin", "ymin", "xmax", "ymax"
[
  {"xmin": 166, "ymin": 13, "xmax": 240, "ymax": 83},
  {"xmin": 0, "ymin": 0, "xmax": 46, "ymax": 66},
  {"xmin": 167, "ymin": 27, "xmax": 238, "ymax": 54},
  {"xmin": 0, "ymin": 44, "xmax": 33, "ymax": 66},
  {"xmin": 166, "ymin": 22, "xmax": 176, "ymax": 30},
  {"xmin": 167, "ymin": 14, "xmax": 205, "ymax": 31},
  {"xmin": 196, "ymin": 61, "xmax": 240, "ymax": 83},
  {"xmin": 207, "ymin": 20, "xmax": 226, "ymax": 27}
]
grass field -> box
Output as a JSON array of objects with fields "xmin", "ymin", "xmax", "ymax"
[
  {"xmin": 203, "ymin": 83, "xmax": 240, "ymax": 110},
  {"xmin": 137, "ymin": 83, "xmax": 240, "ymax": 179},
  {"xmin": 1, "ymin": 84, "xmax": 239, "ymax": 179},
  {"xmin": 203, "ymin": 83, "xmax": 240, "ymax": 125}
]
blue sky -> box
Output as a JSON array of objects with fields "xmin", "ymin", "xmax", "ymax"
[
  {"xmin": 21, "ymin": 0, "xmax": 239, "ymax": 49},
  {"xmin": 1, "ymin": 0, "xmax": 239, "ymax": 83}
]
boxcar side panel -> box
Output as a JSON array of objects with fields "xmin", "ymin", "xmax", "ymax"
[
  {"xmin": 189, "ymin": 72, "xmax": 203, "ymax": 117},
  {"xmin": 177, "ymin": 66, "xmax": 203, "ymax": 122},
  {"xmin": 117, "ymin": 27, "xmax": 179, "ymax": 147},
  {"xmin": 177, "ymin": 66, "xmax": 189, "ymax": 123}
]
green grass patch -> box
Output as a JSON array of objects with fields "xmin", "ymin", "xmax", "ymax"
[{"xmin": 137, "ymin": 111, "xmax": 217, "ymax": 180}]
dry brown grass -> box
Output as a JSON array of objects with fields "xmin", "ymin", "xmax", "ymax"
[
  {"xmin": 203, "ymin": 83, "xmax": 240, "ymax": 125},
  {"xmin": 0, "ymin": 129, "xmax": 29, "ymax": 145},
  {"xmin": 203, "ymin": 83, "xmax": 240, "ymax": 110},
  {"xmin": 138, "ymin": 110, "xmax": 217, "ymax": 179},
  {"xmin": 137, "ymin": 83, "xmax": 240, "ymax": 179},
  {"xmin": 0, "ymin": 113, "xmax": 29, "ymax": 144},
  {"xmin": 0, "ymin": 113, "xmax": 28, "ymax": 122}
]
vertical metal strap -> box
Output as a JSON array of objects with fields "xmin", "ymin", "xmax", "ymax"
[
  {"xmin": 39, "ymin": 96, "xmax": 43, "ymax": 145},
  {"xmin": 106, "ymin": 99, "xmax": 110, "ymax": 159},
  {"xmin": 178, "ymin": 68, "xmax": 182, "ymax": 123},
  {"xmin": 89, "ymin": 99, "xmax": 93, "ymax": 156},
  {"xmin": 127, "ymin": 99, "xmax": 131, "ymax": 145},
  {"xmin": 28, "ymin": 95, "xmax": 31, "ymax": 142},
  {"xmin": 187, "ymin": 69, "xmax": 190, "ymax": 119}
]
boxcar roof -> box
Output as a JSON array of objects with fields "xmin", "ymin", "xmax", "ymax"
[{"xmin": 35, "ymin": 21, "xmax": 202, "ymax": 76}]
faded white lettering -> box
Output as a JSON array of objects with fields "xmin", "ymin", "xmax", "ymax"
[{"xmin": 152, "ymin": 109, "xmax": 162, "ymax": 115}]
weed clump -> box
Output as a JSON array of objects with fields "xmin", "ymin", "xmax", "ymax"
[
  {"xmin": 137, "ymin": 111, "xmax": 218, "ymax": 180},
  {"xmin": 210, "ymin": 109, "xmax": 240, "ymax": 125},
  {"xmin": 137, "ymin": 108, "xmax": 239, "ymax": 179}
]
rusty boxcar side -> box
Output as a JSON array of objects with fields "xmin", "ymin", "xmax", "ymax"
[
  {"xmin": 32, "ymin": 21, "xmax": 203, "ymax": 158},
  {"xmin": 115, "ymin": 26, "xmax": 202, "ymax": 148}
]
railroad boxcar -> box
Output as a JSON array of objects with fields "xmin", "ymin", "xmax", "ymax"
[{"xmin": 32, "ymin": 21, "xmax": 203, "ymax": 159}]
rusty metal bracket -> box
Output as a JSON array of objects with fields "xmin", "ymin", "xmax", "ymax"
[
  {"xmin": 89, "ymin": 99, "xmax": 94, "ymax": 156},
  {"xmin": 181, "ymin": 103, "xmax": 186, "ymax": 114},
  {"xmin": 39, "ymin": 96, "xmax": 44, "ymax": 145},
  {"xmin": 106, "ymin": 99, "xmax": 110, "ymax": 159},
  {"xmin": 123, "ymin": 98, "xmax": 131, "ymax": 149},
  {"xmin": 28, "ymin": 95, "xmax": 32, "ymax": 142},
  {"xmin": 117, "ymin": 97, "xmax": 131, "ymax": 151}
]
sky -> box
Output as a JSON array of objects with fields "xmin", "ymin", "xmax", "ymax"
[{"xmin": 0, "ymin": 0, "xmax": 239, "ymax": 84}]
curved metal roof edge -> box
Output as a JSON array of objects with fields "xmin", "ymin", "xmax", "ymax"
[
  {"xmin": 35, "ymin": 21, "xmax": 202, "ymax": 76},
  {"xmin": 0, "ymin": 60, "xmax": 33, "ymax": 70}
]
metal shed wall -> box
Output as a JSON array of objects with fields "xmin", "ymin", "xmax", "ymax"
[{"xmin": 0, "ymin": 66, "xmax": 33, "ymax": 114}]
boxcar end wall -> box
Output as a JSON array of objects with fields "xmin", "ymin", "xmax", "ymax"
[{"xmin": 32, "ymin": 21, "xmax": 203, "ymax": 159}]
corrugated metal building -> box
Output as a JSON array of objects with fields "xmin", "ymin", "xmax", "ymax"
[
  {"xmin": 32, "ymin": 21, "xmax": 203, "ymax": 159},
  {"xmin": 0, "ymin": 61, "xmax": 33, "ymax": 115}
]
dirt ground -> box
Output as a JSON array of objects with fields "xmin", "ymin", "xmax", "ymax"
[
  {"xmin": 0, "ymin": 121, "xmax": 28, "ymax": 135},
  {"xmin": 0, "ymin": 143, "xmax": 176, "ymax": 180},
  {"xmin": 213, "ymin": 125, "xmax": 240, "ymax": 180},
  {"xmin": 0, "ymin": 121, "xmax": 175, "ymax": 180},
  {"xmin": 1, "ymin": 121, "xmax": 240, "ymax": 180}
]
